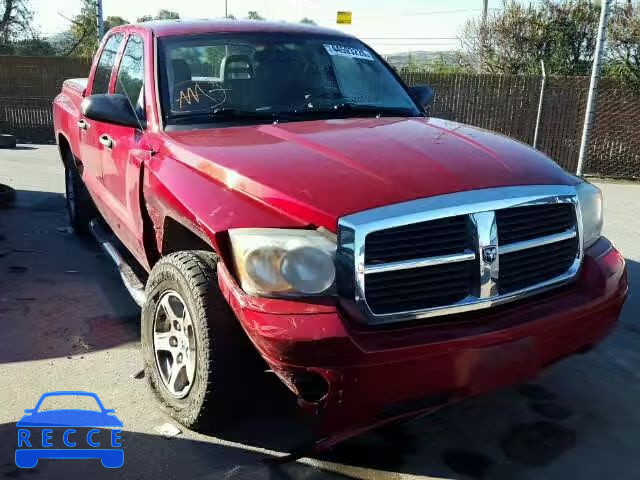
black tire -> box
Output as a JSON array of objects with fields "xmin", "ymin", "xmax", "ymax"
[
  {"xmin": 63, "ymin": 151, "xmax": 96, "ymax": 235},
  {"xmin": 0, "ymin": 134, "xmax": 16, "ymax": 149},
  {"xmin": 0, "ymin": 183, "xmax": 16, "ymax": 207},
  {"xmin": 141, "ymin": 250, "xmax": 255, "ymax": 430}
]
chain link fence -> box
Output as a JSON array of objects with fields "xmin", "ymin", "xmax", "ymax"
[
  {"xmin": 587, "ymin": 79, "xmax": 640, "ymax": 178},
  {"xmin": 0, "ymin": 56, "xmax": 91, "ymax": 143},
  {"xmin": 0, "ymin": 56, "xmax": 638, "ymax": 178},
  {"xmin": 402, "ymin": 71, "xmax": 640, "ymax": 178}
]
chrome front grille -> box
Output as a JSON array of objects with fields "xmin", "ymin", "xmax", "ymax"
[
  {"xmin": 337, "ymin": 185, "xmax": 583, "ymax": 324},
  {"xmin": 496, "ymin": 203, "xmax": 575, "ymax": 244},
  {"xmin": 496, "ymin": 203, "xmax": 578, "ymax": 294},
  {"xmin": 365, "ymin": 261, "xmax": 476, "ymax": 315},
  {"xmin": 499, "ymin": 237, "xmax": 578, "ymax": 293},
  {"xmin": 365, "ymin": 216, "xmax": 470, "ymax": 263}
]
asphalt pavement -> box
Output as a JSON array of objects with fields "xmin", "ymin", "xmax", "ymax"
[{"xmin": 0, "ymin": 144, "xmax": 638, "ymax": 480}]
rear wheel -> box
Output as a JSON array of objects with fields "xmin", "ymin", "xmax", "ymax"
[
  {"xmin": 63, "ymin": 151, "xmax": 96, "ymax": 235},
  {"xmin": 0, "ymin": 134, "xmax": 16, "ymax": 149},
  {"xmin": 0, "ymin": 183, "xmax": 15, "ymax": 207},
  {"xmin": 141, "ymin": 250, "xmax": 255, "ymax": 429}
]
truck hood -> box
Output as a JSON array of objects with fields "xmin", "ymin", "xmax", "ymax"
[{"xmin": 163, "ymin": 117, "xmax": 578, "ymax": 231}]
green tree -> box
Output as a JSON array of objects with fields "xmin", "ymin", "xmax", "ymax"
[
  {"xmin": 247, "ymin": 11, "xmax": 265, "ymax": 20},
  {"xmin": 106, "ymin": 16, "xmax": 128, "ymax": 29},
  {"xmin": 405, "ymin": 51, "xmax": 421, "ymax": 72},
  {"xmin": 300, "ymin": 17, "xmax": 316, "ymax": 25},
  {"xmin": 461, "ymin": 0, "xmax": 640, "ymax": 87},
  {"xmin": 0, "ymin": 0, "xmax": 34, "ymax": 43},
  {"xmin": 543, "ymin": 0, "xmax": 600, "ymax": 75},
  {"xmin": 61, "ymin": 0, "xmax": 130, "ymax": 57},
  {"xmin": 460, "ymin": 1, "xmax": 549, "ymax": 74},
  {"xmin": 606, "ymin": 2, "xmax": 640, "ymax": 88},
  {"xmin": 156, "ymin": 9, "xmax": 179, "ymax": 20},
  {"xmin": 63, "ymin": 0, "xmax": 97, "ymax": 56},
  {"xmin": 460, "ymin": 0, "xmax": 604, "ymax": 75},
  {"xmin": 138, "ymin": 9, "xmax": 180, "ymax": 22},
  {"xmin": 426, "ymin": 54, "xmax": 467, "ymax": 74},
  {"xmin": 12, "ymin": 37, "xmax": 55, "ymax": 55}
]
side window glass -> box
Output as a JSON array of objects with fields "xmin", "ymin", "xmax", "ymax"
[
  {"xmin": 115, "ymin": 35, "xmax": 145, "ymax": 115},
  {"xmin": 92, "ymin": 33, "xmax": 124, "ymax": 94}
]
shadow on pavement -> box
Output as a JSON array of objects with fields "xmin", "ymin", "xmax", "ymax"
[
  {"xmin": 0, "ymin": 189, "xmax": 140, "ymax": 364},
  {"xmin": 620, "ymin": 258, "xmax": 638, "ymax": 322},
  {"xmin": 1, "ymin": 186, "xmax": 638, "ymax": 479},
  {"xmin": 11, "ymin": 146, "xmax": 40, "ymax": 151},
  {"xmin": 0, "ymin": 422, "xmax": 349, "ymax": 480}
]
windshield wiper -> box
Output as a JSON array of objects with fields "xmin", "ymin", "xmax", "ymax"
[
  {"xmin": 330, "ymin": 103, "xmax": 421, "ymax": 117},
  {"xmin": 166, "ymin": 104, "xmax": 420, "ymax": 125},
  {"xmin": 211, "ymin": 108, "xmax": 291, "ymax": 120},
  {"xmin": 167, "ymin": 108, "xmax": 295, "ymax": 124},
  {"xmin": 292, "ymin": 103, "xmax": 421, "ymax": 119}
]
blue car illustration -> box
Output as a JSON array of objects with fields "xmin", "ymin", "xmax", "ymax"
[{"xmin": 15, "ymin": 391, "xmax": 123, "ymax": 468}]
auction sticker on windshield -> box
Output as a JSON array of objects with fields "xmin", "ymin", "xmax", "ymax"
[{"xmin": 323, "ymin": 44, "xmax": 374, "ymax": 61}]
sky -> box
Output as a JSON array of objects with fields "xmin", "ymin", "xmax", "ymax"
[{"xmin": 29, "ymin": 0, "xmax": 509, "ymax": 54}]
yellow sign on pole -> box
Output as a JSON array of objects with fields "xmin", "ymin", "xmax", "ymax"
[{"xmin": 337, "ymin": 11, "xmax": 352, "ymax": 24}]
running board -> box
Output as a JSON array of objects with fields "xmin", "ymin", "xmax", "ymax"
[{"xmin": 89, "ymin": 219, "xmax": 147, "ymax": 307}]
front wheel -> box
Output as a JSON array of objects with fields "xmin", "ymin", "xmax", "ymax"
[
  {"xmin": 141, "ymin": 250, "xmax": 255, "ymax": 429},
  {"xmin": 63, "ymin": 153, "xmax": 96, "ymax": 235}
]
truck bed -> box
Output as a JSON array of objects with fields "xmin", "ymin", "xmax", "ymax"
[{"xmin": 62, "ymin": 78, "xmax": 88, "ymax": 97}]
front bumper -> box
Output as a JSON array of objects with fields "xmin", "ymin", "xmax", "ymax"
[{"xmin": 218, "ymin": 237, "xmax": 627, "ymax": 441}]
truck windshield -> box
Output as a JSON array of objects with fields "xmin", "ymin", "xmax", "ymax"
[{"xmin": 158, "ymin": 33, "xmax": 422, "ymax": 128}]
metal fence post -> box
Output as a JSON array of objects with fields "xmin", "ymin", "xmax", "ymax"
[
  {"xmin": 533, "ymin": 60, "xmax": 546, "ymax": 149},
  {"xmin": 576, "ymin": 0, "xmax": 611, "ymax": 176}
]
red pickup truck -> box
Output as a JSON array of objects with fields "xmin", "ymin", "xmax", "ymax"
[{"xmin": 53, "ymin": 20, "xmax": 628, "ymax": 449}]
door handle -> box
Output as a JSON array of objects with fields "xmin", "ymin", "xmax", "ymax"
[
  {"xmin": 77, "ymin": 119, "xmax": 89, "ymax": 130},
  {"xmin": 99, "ymin": 134, "xmax": 114, "ymax": 149}
]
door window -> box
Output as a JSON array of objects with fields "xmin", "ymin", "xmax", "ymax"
[
  {"xmin": 115, "ymin": 34, "xmax": 145, "ymax": 116},
  {"xmin": 92, "ymin": 33, "xmax": 124, "ymax": 94}
]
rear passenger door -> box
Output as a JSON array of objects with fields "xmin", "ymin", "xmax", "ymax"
[{"xmin": 79, "ymin": 33, "xmax": 124, "ymax": 193}]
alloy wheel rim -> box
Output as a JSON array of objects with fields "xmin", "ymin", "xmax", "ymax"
[{"xmin": 153, "ymin": 290, "xmax": 197, "ymax": 398}]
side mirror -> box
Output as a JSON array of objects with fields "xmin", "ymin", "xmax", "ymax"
[
  {"xmin": 81, "ymin": 94, "xmax": 145, "ymax": 129},
  {"xmin": 410, "ymin": 85, "xmax": 435, "ymax": 108}
]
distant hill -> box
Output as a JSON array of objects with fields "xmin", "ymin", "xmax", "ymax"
[{"xmin": 384, "ymin": 50, "xmax": 460, "ymax": 69}]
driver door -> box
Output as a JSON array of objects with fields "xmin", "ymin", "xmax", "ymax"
[
  {"xmin": 79, "ymin": 33, "xmax": 124, "ymax": 196},
  {"xmin": 98, "ymin": 32, "xmax": 150, "ymax": 260}
]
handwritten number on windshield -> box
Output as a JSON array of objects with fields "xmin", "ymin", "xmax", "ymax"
[{"xmin": 174, "ymin": 82, "xmax": 229, "ymax": 111}]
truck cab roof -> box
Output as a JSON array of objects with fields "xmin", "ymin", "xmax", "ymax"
[{"xmin": 119, "ymin": 19, "xmax": 350, "ymax": 38}]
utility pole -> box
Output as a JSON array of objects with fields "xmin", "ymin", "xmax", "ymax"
[
  {"xmin": 96, "ymin": 0, "xmax": 104, "ymax": 41},
  {"xmin": 225, "ymin": 0, "xmax": 228, "ymax": 18},
  {"xmin": 533, "ymin": 60, "xmax": 546, "ymax": 149},
  {"xmin": 576, "ymin": 0, "xmax": 611, "ymax": 176},
  {"xmin": 480, "ymin": 0, "xmax": 489, "ymax": 51}
]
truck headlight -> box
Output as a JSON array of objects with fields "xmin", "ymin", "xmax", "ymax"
[
  {"xmin": 576, "ymin": 181, "xmax": 603, "ymax": 249},
  {"xmin": 229, "ymin": 228, "xmax": 336, "ymax": 297}
]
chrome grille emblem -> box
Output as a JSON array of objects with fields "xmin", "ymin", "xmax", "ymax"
[{"xmin": 482, "ymin": 246, "xmax": 498, "ymax": 264}]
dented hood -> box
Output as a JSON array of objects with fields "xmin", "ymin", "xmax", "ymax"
[{"xmin": 163, "ymin": 117, "xmax": 578, "ymax": 231}]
